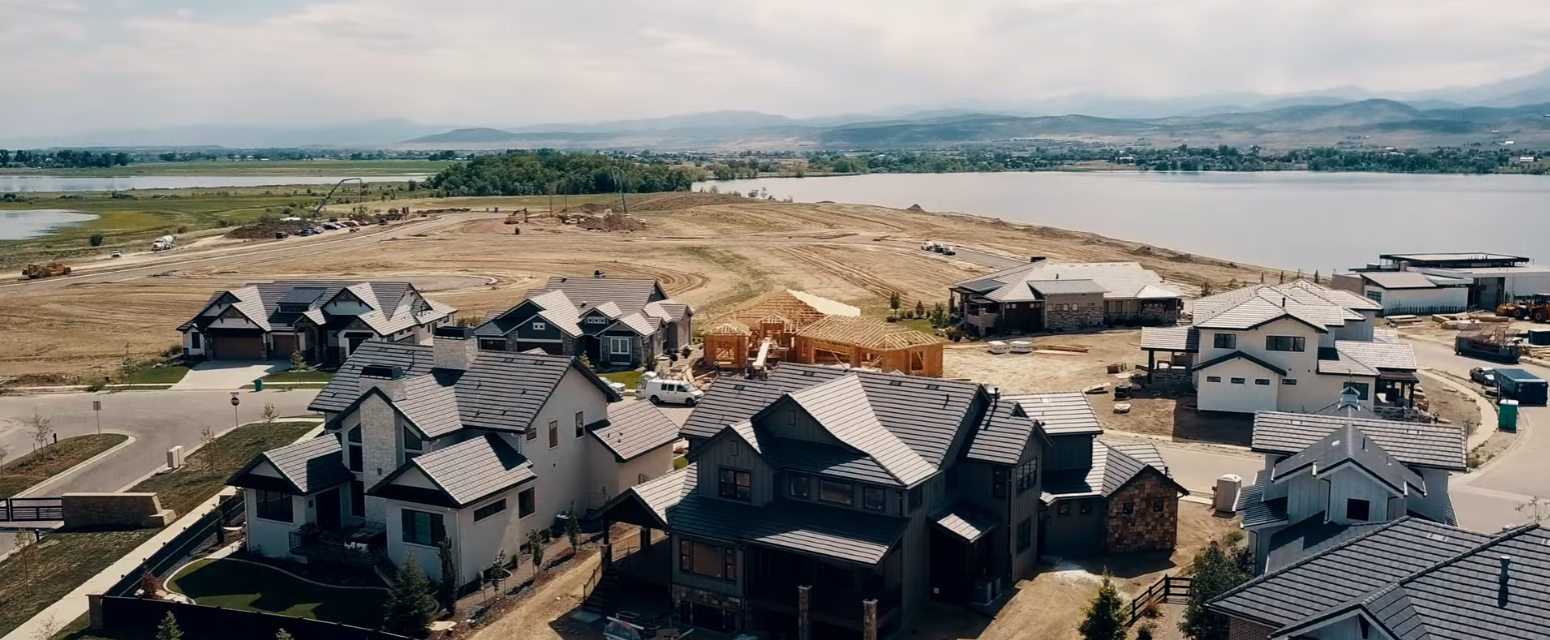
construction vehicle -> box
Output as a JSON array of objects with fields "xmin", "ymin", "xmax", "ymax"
[
  {"xmin": 151, "ymin": 235, "xmax": 175, "ymax": 252},
  {"xmin": 1496, "ymin": 293, "xmax": 1550, "ymax": 322},
  {"xmin": 22, "ymin": 263, "xmax": 72, "ymax": 279}
]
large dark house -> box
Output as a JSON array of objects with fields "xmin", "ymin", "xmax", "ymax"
[
  {"xmin": 474, "ymin": 274, "xmax": 691, "ymax": 369},
  {"xmin": 949, "ymin": 261, "xmax": 1182, "ymax": 335}
]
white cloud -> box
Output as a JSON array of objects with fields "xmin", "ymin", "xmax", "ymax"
[{"xmin": 2, "ymin": 0, "xmax": 1549, "ymax": 137}]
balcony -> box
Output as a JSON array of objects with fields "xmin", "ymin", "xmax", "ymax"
[{"xmin": 289, "ymin": 522, "xmax": 386, "ymax": 568}]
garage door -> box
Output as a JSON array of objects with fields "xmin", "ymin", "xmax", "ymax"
[
  {"xmin": 516, "ymin": 342, "xmax": 563, "ymax": 355},
  {"xmin": 271, "ymin": 334, "xmax": 298, "ymax": 360},
  {"xmin": 211, "ymin": 335, "xmax": 265, "ymax": 360}
]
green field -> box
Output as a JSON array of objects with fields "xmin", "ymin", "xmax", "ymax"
[{"xmin": 0, "ymin": 159, "xmax": 454, "ymax": 177}]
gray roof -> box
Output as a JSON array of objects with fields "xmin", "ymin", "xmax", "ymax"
[
  {"xmin": 1362, "ymin": 271, "xmax": 1443, "ymax": 290},
  {"xmin": 312, "ymin": 342, "xmax": 616, "ymax": 435},
  {"xmin": 645, "ymin": 300, "xmax": 690, "ymax": 322},
  {"xmin": 681, "ymin": 379, "xmax": 788, "ymax": 440},
  {"xmin": 476, "ymin": 289, "xmax": 584, "ymax": 338},
  {"xmin": 181, "ymin": 280, "xmax": 454, "ymax": 335},
  {"xmin": 1140, "ymin": 326, "xmax": 1199, "ymax": 352},
  {"xmin": 1253, "ymin": 412, "xmax": 1467, "ymax": 471},
  {"xmin": 983, "ymin": 281, "xmax": 1041, "ymax": 303},
  {"xmin": 1194, "ymin": 351, "xmax": 1289, "ymax": 377},
  {"xmin": 1266, "ymin": 517, "xmax": 1387, "ymax": 574},
  {"xmin": 1270, "ymin": 422, "xmax": 1425, "ymax": 495},
  {"xmin": 1006, "ymin": 392, "xmax": 1103, "ymax": 436},
  {"xmin": 1028, "ymin": 279, "xmax": 1108, "ymax": 296},
  {"xmin": 394, "ymin": 373, "xmax": 464, "ymax": 438},
  {"xmin": 592, "ymin": 400, "xmax": 680, "ymax": 462},
  {"xmin": 954, "ymin": 261, "xmax": 1176, "ymax": 300},
  {"xmin": 1192, "ymin": 281, "xmax": 1377, "ymax": 331},
  {"xmin": 662, "ymin": 483, "xmax": 908, "ymax": 566},
  {"xmin": 1237, "ymin": 471, "xmax": 1288, "ymax": 529},
  {"xmin": 785, "ymin": 375, "xmax": 937, "ymax": 486},
  {"xmin": 762, "ymin": 438, "xmax": 895, "ymax": 485},
  {"xmin": 1045, "ymin": 440, "xmax": 1181, "ymax": 500},
  {"xmin": 1215, "ymin": 519, "xmax": 1550, "ymax": 640},
  {"xmin": 934, "ymin": 505, "xmax": 1000, "ymax": 543},
  {"xmin": 965, "ymin": 399, "xmax": 1047, "ymax": 466},
  {"xmin": 389, "ymin": 434, "xmax": 535, "ymax": 508},
  {"xmin": 611, "ymin": 312, "xmax": 656, "ymax": 336},
  {"xmin": 1334, "ymin": 340, "xmax": 1418, "ymax": 371},
  {"xmin": 229, "ymin": 435, "xmax": 353, "ymax": 496},
  {"xmin": 1316, "ymin": 347, "xmax": 1380, "ymax": 377},
  {"xmin": 624, "ymin": 465, "xmax": 698, "ymax": 528},
  {"xmin": 539, "ymin": 276, "xmax": 665, "ymax": 317}
]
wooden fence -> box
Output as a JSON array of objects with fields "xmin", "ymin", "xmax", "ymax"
[{"xmin": 1127, "ymin": 574, "xmax": 1192, "ymax": 627}]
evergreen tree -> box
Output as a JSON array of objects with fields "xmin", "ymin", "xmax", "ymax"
[
  {"xmin": 914, "ymin": 300, "xmax": 926, "ymax": 319},
  {"xmin": 888, "ymin": 291, "xmax": 902, "ymax": 311},
  {"xmin": 383, "ymin": 555, "xmax": 437, "ymax": 638},
  {"xmin": 528, "ymin": 528, "xmax": 546, "ymax": 575},
  {"xmin": 1180, "ymin": 541, "xmax": 1249, "ymax": 640},
  {"xmin": 566, "ymin": 501, "xmax": 582, "ymax": 553},
  {"xmin": 436, "ymin": 537, "xmax": 458, "ymax": 615},
  {"xmin": 155, "ymin": 612, "xmax": 182, "ymax": 640},
  {"xmin": 1078, "ymin": 572, "xmax": 1127, "ymax": 640}
]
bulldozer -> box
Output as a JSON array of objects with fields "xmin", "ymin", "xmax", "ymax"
[
  {"xmin": 22, "ymin": 263, "xmax": 72, "ymax": 279},
  {"xmin": 1498, "ymin": 294, "xmax": 1550, "ymax": 322}
]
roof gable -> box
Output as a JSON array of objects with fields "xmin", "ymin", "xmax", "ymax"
[
  {"xmin": 370, "ymin": 434, "xmax": 535, "ymax": 508},
  {"xmin": 1269, "ymin": 423, "xmax": 1424, "ymax": 495},
  {"xmin": 776, "ymin": 375, "xmax": 937, "ymax": 486},
  {"xmin": 1253, "ymin": 412, "xmax": 1466, "ymax": 471}
]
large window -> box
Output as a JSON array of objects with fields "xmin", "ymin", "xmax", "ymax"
[
  {"xmin": 548, "ymin": 420, "xmax": 559, "ymax": 449},
  {"xmin": 350, "ymin": 480, "xmax": 365, "ymax": 518},
  {"xmin": 819, "ymin": 479, "xmax": 854, "ymax": 506},
  {"xmin": 863, "ymin": 486, "xmax": 886, "ymax": 511},
  {"xmin": 679, "ymin": 539, "xmax": 737, "ymax": 583},
  {"xmin": 992, "ymin": 468, "xmax": 1008, "ymax": 499},
  {"xmin": 789, "ymin": 474, "xmax": 810, "ymax": 499},
  {"xmin": 474, "ymin": 499, "xmax": 507, "ymax": 522},
  {"xmin": 1366, "ymin": 290, "xmax": 1383, "ymax": 304},
  {"xmin": 518, "ymin": 488, "xmax": 536, "ymax": 518},
  {"xmin": 1017, "ymin": 518, "xmax": 1032, "ymax": 552},
  {"xmin": 1014, "ymin": 459, "xmax": 1038, "ymax": 495},
  {"xmin": 575, "ymin": 411, "xmax": 585, "ymax": 439},
  {"xmin": 1213, "ymin": 333, "xmax": 1237, "ymax": 349},
  {"xmin": 255, "ymin": 490, "xmax": 293, "ymax": 523},
  {"xmin": 1265, "ymin": 336, "xmax": 1306, "ymax": 352},
  {"xmin": 401, "ymin": 509, "xmax": 445, "ymax": 546},
  {"xmin": 402, "ymin": 426, "xmax": 422, "ymax": 462},
  {"xmin": 346, "ymin": 426, "xmax": 363, "ymax": 472},
  {"xmin": 718, "ymin": 468, "xmax": 752, "ymax": 502},
  {"xmin": 610, "ymin": 336, "xmax": 632, "ymax": 355},
  {"xmin": 1347, "ymin": 498, "xmax": 1371, "ymax": 521},
  {"xmin": 1346, "ymin": 382, "xmax": 1371, "ymax": 401}
]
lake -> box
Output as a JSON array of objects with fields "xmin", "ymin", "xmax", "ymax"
[
  {"xmin": 0, "ymin": 209, "xmax": 98, "ymax": 240},
  {"xmin": 0, "ymin": 174, "xmax": 430, "ymax": 193},
  {"xmin": 699, "ymin": 172, "xmax": 1550, "ymax": 272}
]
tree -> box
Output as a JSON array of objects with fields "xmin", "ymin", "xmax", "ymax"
[
  {"xmin": 155, "ymin": 612, "xmax": 183, "ymax": 640},
  {"xmin": 1078, "ymin": 571, "xmax": 1127, "ymax": 640},
  {"xmin": 436, "ymin": 537, "xmax": 458, "ymax": 615},
  {"xmin": 262, "ymin": 402, "xmax": 279, "ymax": 426},
  {"xmin": 914, "ymin": 300, "xmax": 926, "ymax": 319},
  {"xmin": 1313, "ymin": 270, "xmax": 1321, "ymax": 284},
  {"xmin": 382, "ymin": 555, "xmax": 437, "ymax": 638},
  {"xmin": 1180, "ymin": 541, "xmax": 1249, "ymax": 640},
  {"xmin": 139, "ymin": 568, "xmax": 164, "ymax": 599},
  {"xmin": 290, "ymin": 349, "xmax": 306, "ymax": 372},
  {"xmin": 13, "ymin": 531, "xmax": 34, "ymax": 584},
  {"xmin": 566, "ymin": 500, "xmax": 582, "ymax": 553},
  {"xmin": 1517, "ymin": 496, "xmax": 1550, "ymax": 524},
  {"xmin": 1199, "ymin": 280, "xmax": 1215, "ymax": 297},
  {"xmin": 888, "ymin": 291, "xmax": 902, "ymax": 312},
  {"xmin": 26, "ymin": 410, "xmax": 52, "ymax": 453},
  {"xmin": 89, "ymin": 233, "xmax": 104, "ymax": 247},
  {"xmin": 527, "ymin": 528, "xmax": 546, "ymax": 576}
]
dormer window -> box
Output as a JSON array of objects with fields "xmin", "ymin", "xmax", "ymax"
[
  {"xmin": 402, "ymin": 426, "xmax": 422, "ymax": 462},
  {"xmin": 278, "ymin": 303, "xmax": 309, "ymax": 313},
  {"xmin": 532, "ymin": 322, "xmax": 547, "ymax": 331}
]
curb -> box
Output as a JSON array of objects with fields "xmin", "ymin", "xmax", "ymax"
[
  {"xmin": 17, "ymin": 432, "xmax": 139, "ymax": 498},
  {"xmin": 114, "ymin": 418, "xmax": 324, "ymax": 492}
]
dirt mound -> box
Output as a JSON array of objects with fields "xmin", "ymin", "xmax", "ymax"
[
  {"xmin": 1131, "ymin": 245, "xmax": 1155, "ymax": 256},
  {"xmin": 226, "ymin": 220, "xmax": 313, "ymax": 239},
  {"xmin": 906, "ymin": 204, "xmax": 926, "ymax": 212},
  {"xmin": 1167, "ymin": 252, "xmax": 1199, "ymax": 263},
  {"xmin": 578, "ymin": 212, "xmax": 646, "ymax": 232},
  {"xmin": 631, "ymin": 193, "xmax": 753, "ymax": 212},
  {"xmin": 563, "ymin": 203, "xmax": 611, "ymax": 214}
]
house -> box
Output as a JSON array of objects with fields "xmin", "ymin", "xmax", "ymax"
[
  {"xmin": 1236, "ymin": 410, "xmax": 1466, "ymax": 576},
  {"xmin": 1344, "ymin": 271, "xmax": 1471, "ymax": 315},
  {"xmin": 1209, "ymin": 518, "xmax": 1549, "ymax": 640},
  {"xmin": 474, "ymin": 274, "xmax": 692, "ymax": 369},
  {"xmin": 1020, "ymin": 392, "xmax": 1189, "ymax": 558},
  {"xmin": 178, "ymin": 280, "xmax": 456, "ymax": 366},
  {"xmin": 1139, "ymin": 281, "xmax": 1421, "ymax": 417},
  {"xmin": 702, "ymin": 289, "xmax": 860, "ymax": 371},
  {"xmin": 949, "ymin": 260, "xmax": 1182, "ymax": 335},
  {"xmin": 1334, "ymin": 252, "xmax": 1550, "ymax": 310},
  {"xmin": 226, "ymin": 327, "xmax": 680, "ymax": 591}
]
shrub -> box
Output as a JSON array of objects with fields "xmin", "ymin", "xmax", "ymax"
[
  {"xmin": 1078, "ymin": 571, "xmax": 1127, "ymax": 640},
  {"xmin": 89, "ymin": 233, "xmax": 104, "ymax": 247},
  {"xmin": 176, "ymin": 225, "xmax": 189, "ymax": 234}
]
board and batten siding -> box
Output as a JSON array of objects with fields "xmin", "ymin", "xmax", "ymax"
[
  {"xmin": 1324, "ymin": 467, "xmax": 1395, "ymax": 525},
  {"xmin": 1045, "ymin": 435, "xmax": 1094, "ymax": 471},
  {"xmin": 761, "ymin": 406, "xmax": 845, "ymax": 447},
  {"xmin": 693, "ymin": 435, "xmax": 774, "ymax": 507},
  {"xmin": 1008, "ymin": 440, "xmax": 1044, "ymax": 581},
  {"xmin": 1281, "ymin": 473, "xmax": 1329, "ymax": 524}
]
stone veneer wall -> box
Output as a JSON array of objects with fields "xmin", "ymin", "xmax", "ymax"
[
  {"xmin": 1044, "ymin": 293, "xmax": 1106, "ymax": 331},
  {"xmin": 1103, "ymin": 472, "xmax": 1180, "ymax": 553},
  {"xmin": 62, "ymin": 493, "xmax": 172, "ymax": 529},
  {"xmin": 1137, "ymin": 307, "xmax": 1181, "ymax": 325},
  {"xmin": 1227, "ymin": 617, "xmax": 1277, "ymax": 640}
]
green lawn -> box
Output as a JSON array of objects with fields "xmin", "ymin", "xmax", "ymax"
[
  {"xmin": 169, "ymin": 558, "xmax": 387, "ymax": 628},
  {"xmin": 0, "ymin": 434, "xmax": 129, "ymax": 498},
  {"xmin": 123, "ymin": 365, "xmax": 189, "ymax": 385},
  {"xmin": 599, "ymin": 369, "xmax": 645, "ymax": 389},
  {"xmin": 132, "ymin": 421, "xmax": 314, "ymax": 515},
  {"xmin": 261, "ymin": 369, "xmax": 336, "ymax": 383},
  {"xmin": 899, "ymin": 318, "xmax": 939, "ymax": 335}
]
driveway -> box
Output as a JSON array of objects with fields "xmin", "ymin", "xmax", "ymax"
[{"xmin": 172, "ymin": 360, "xmax": 291, "ymax": 391}]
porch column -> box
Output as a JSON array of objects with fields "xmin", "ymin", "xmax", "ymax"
[
  {"xmin": 1147, "ymin": 350, "xmax": 1156, "ymax": 384},
  {"xmin": 862, "ymin": 598, "xmax": 878, "ymax": 640},
  {"xmin": 639, "ymin": 526, "xmax": 650, "ymax": 552},
  {"xmin": 797, "ymin": 584, "xmax": 812, "ymax": 640},
  {"xmin": 601, "ymin": 519, "xmax": 613, "ymax": 571}
]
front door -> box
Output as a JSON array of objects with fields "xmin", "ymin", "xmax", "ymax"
[{"xmin": 316, "ymin": 487, "xmax": 342, "ymax": 530}]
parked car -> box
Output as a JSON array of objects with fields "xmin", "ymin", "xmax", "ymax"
[
  {"xmin": 110, "ymin": 250, "xmax": 121, "ymax": 258},
  {"xmin": 1470, "ymin": 366, "xmax": 1497, "ymax": 386},
  {"xmin": 297, "ymin": 229, "xmax": 316, "ymax": 236},
  {"xmin": 942, "ymin": 245, "xmax": 957, "ymax": 255},
  {"xmin": 642, "ymin": 377, "xmax": 704, "ymax": 406},
  {"xmin": 274, "ymin": 231, "xmax": 289, "ymax": 239}
]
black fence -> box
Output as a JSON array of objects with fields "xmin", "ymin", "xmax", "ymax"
[
  {"xmin": 0, "ymin": 497, "xmax": 63, "ymax": 522},
  {"xmin": 99, "ymin": 597, "xmax": 407, "ymax": 640},
  {"xmin": 1377, "ymin": 305, "xmax": 1468, "ymax": 318},
  {"xmin": 1127, "ymin": 574, "xmax": 1192, "ymax": 627},
  {"xmin": 104, "ymin": 493, "xmax": 246, "ymax": 597}
]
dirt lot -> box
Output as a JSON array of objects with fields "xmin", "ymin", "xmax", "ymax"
[
  {"xmin": 945, "ymin": 335, "xmax": 1252, "ymax": 445},
  {"xmin": 900, "ymin": 502, "xmax": 1240, "ymax": 640},
  {"xmin": 1, "ymin": 192, "xmax": 1272, "ymax": 379}
]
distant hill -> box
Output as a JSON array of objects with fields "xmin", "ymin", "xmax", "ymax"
[{"xmin": 404, "ymin": 128, "xmax": 523, "ymax": 144}]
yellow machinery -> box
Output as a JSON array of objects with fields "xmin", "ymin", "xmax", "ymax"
[
  {"xmin": 21, "ymin": 263, "xmax": 71, "ymax": 279},
  {"xmin": 1498, "ymin": 294, "xmax": 1550, "ymax": 322}
]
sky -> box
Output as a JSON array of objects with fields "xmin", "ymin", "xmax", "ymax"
[{"xmin": 4, "ymin": 0, "xmax": 1550, "ymax": 137}]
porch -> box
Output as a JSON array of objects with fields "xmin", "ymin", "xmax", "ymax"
[
  {"xmin": 745, "ymin": 546, "xmax": 903, "ymax": 637},
  {"xmin": 288, "ymin": 522, "xmax": 387, "ymax": 569}
]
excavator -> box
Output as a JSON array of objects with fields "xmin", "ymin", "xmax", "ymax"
[{"xmin": 1497, "ymin": 294, "xmax": 1550, "ymax": 323}]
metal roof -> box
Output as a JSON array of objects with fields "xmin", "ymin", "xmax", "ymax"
[
  {"xmin": 786, "ymin": 375, "xmax": 937, "ymax": 486},
  {"xmin": 1270, "ymin": 422, "xmax": 1425, "ymax": 496},
  {"xmin": 1028, "ymin": 279, "xmax": 1108, "ymax": 296},
  {"xmin": 933, "ymin": 506, "xmax": 1000, "ymax": 543},
  {"xmin": 392, "ymin": 433, "xmax": 535, "ymax": 508},
  {"xmin": 1140, "ymin": 326, "xmax": 1199, "ymax": 352},
  {"xmin": 965, "ymin": 399, "xmax": 1047, "ymax": 466},
  {"xmin": 591, "ymin": 400, "xmax": 680, "ymax": 462},
  {"xmin": 228, "ymin": 434, "xmax": 353, "ymax": 496},
  {"xmin": 1005, "ymin": 392, "xmax": 1103, "ymax": 436},
  {"xmin": 1194, "ymin": 351, "xmax": 1289, "ymax": 377},
  {"xmin": 1253, "ymin": 412, "xmax": 1466, "ymax": 471},
  {"xmin": 1362, "ymin": 271, "xmax": 1444, "ymax": 290},
  {"xmin": 1382, "ymin": 252, "xmax": 1527, "ymax": 263}
]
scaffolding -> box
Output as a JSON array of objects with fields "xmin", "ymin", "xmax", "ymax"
[{"xmin": 791, "ymin": 316, "xmax": 944, "ymax": 377}]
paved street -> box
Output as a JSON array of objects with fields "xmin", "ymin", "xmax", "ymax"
[{"xmin": 0, "ymin": 388, "xmax": 319, "ymax": 495}]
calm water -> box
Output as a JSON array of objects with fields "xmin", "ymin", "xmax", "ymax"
[
  {"xmin": 0, "ymin": 209, "xmax": 97, "ymax": 240},
  {"xmin": 699, "ymin": 172, "xmax": 1550, "ymax": 272},
  {"xmin": 0, "ymin": 174, "xmax": 430, "ymax": 193}
]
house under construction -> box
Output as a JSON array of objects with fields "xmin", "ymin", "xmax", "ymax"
[
  {"xmin": 703, "ymin": 290, "xmax": 860, "ymax": 371},
  {"xmin": 792, "ymin": 315, "xmax": 943, "ymax": 376},
  {"xmin": 702, "ymin": 290, "xmax": 942, "ymax": 376}
]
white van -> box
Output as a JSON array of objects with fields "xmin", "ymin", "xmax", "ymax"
[{"xmin": 642, "ymin": 377, "xmax": 704, "ymax": 406}]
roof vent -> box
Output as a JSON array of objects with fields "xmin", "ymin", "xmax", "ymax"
[
  {"xmin": 360, "ymin": 364, "xmax": 403, "ymax": 379},
  {"xmin": 1499, "ymin": 555, "xmax": 1512, "ymax": 606}
]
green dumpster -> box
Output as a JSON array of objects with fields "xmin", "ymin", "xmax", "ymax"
[
  {"xmin": 1499, "ymin": 399, "xmax": 1519, "ymax": 433},
  {"xmin": 253, "ymin": 378, "xmax": 265, "ymax": 392}
]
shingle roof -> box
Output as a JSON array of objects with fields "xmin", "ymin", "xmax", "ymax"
[
  {"xmin": 1253, "ymin": 412, "xmax": 1467, "ymax": 471},
  {"xmin": 1029, "ymin": 279, "xmax": 1109, "ymax": 296},
  {"xmin": 1005, "ymin": 392, "xmax": 1103, "ymax": 436},
  {"xmin": 1270, "ymin": 422, "xmax": 1425, "ymax": 495},
  {"xmin": 965, "ymin": 399, "xmax": 1047, "ymax": 465},
  {"xmin": 228, "ymin": 435, "xmax": 353, "ymax": 496},
  {"xmin": 592, "ymin": 400, "xmax": 680, "ymax": 462},
  {"xmin": 379, "ymin": 433, "xmax": 535, "ymax": 508},
  {"xmin": 1140, "ymin": 326, "xmax": 1199, "ymax": 352},
  {"xmin": 954, "ymin": 262, "xmax": 1175, "ymax": 300},
  {"xmin": 183, "ymin": 280, "xmax": 453, "ymax": 336},
  {"xmin": 785, "ymin": 375, "xmax": 937, "ymax": 486},
  {"xmin": 539, "ymin": 276, "xmax": 664, "ymax": 316},
  {"xmin": 1194, "ymin": 351, "xmax": 1289, "ymax": 377},
  {"xmin": 934, "ymin": 505, "xmax": 1000, "ymax": 543}
]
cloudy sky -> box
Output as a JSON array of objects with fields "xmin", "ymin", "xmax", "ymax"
[{"xmin": 5, "ymin": 0, "xmax": 1550, "ymax": 137}]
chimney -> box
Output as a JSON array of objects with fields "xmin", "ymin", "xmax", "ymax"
[
  {"xmin": 1499, "ymin": 555, "xmax": 1513, "ymax": 606},
  {"xmin": 433, "ymin": 326, "xmax": 478, "ymax": 371},
  {"xmin": 359, "ymin": 364, "xmax": 406, "ymax": 401}
]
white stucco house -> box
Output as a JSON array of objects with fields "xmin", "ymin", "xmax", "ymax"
[
  {"xmin": 227, "ymin": 327, "xmax": 680, "ymax": 590},
  {"xmin": 1140, "ymin": 281, "xmax": 1420, "ymax": 416},
  {"xmin": 1345, "ymin": 271, "xmax": 1471, "ymax": 315}
]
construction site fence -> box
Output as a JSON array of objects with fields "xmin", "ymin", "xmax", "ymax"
[{"xmin": 1376, "ymin": 305, "xmax": 1468, "ymax": 317}]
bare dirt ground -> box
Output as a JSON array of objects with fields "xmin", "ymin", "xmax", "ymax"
[
  {"xmin": 1, "ymin": 192, "xmax": 1272, "ymax": 379},
  {"xmin": 899, "ymin": 502, "xmax": 1239, "ymax": 640}
]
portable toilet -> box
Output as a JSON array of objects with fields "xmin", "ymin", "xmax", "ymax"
[{"xmin": 1499, "ymin": 399, "xmax": 1520, "ymax": 433}]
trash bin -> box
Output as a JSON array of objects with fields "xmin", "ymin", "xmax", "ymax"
[
  {"xmin": 1499, "ymin": 399, "xmax": 1519, "ymax": 433},
  {"xmin": 253, "ymin": 378, "xmax": 265, "ymax": 392}
]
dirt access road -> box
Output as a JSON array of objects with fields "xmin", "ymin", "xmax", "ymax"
[{"xmin": 1, "ymin": 193, "xmax": 1273, "ymax": 379}]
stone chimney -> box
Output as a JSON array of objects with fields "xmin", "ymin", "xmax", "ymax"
[
  {"xmin": 433, "ymin": 326, "xmax": 478, "ymax": 371},
  {"xmin": 359, "ymin": 364, "xmax": 405, "ymax": 400}
]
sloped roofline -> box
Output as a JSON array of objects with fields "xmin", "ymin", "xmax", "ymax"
[{"xmin": 1193, "ymin": 351, "xmax": 1289, "ymax": 377}]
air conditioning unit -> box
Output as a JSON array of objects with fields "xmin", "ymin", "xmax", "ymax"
[
  {"xmin": 166, "ymin": 445, "xmax": 185, "ymax": 470},
  {"xmin": 1214, "ymin": 474, "xmax": 1242, "ymax": 512}
]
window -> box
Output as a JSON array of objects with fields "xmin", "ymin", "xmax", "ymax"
[
  {"xmin": 1079, "ymin": 498, "xmax": 1093, "ymax": 515},
  {"xmin": 525, "ymin": 426, "xmax": 537, "ymax": 441},
  {"xmin": 819, "ymin": 479, "xmax": 854, "ymax": 506},
  {"xmin": 548, "ymin": 420, "xmax": 559, "ymax": 448},
  {"xmin": 1014, "ymin": 459, "xmax": 1038, "ymax": 495},
  {"xmin": 255, "ymin": 490, "xmax": 293, "ymax": 523},
  {"xmin": 532, "ymin": 321, "xmax": 547, "ymax": 331},
  {"xmin": 190, "ymin": 332, "xmax": 202, "ymax": 349},
  {"xmin": 478, "ymin": 338, "xmax": 507, "ymax": 352},
  {"xmin": 1254, "ymin": 379, "xmax": 1271, "ymax": 386},
  {"xmin": 1265, "ymin": 335, "xmax": 1306, "ymax": 352},
  {"xmin": 718, "ymin": 468, "xmax": 752, "ymax": 502},
  {"xmin": 1121, "ymin": 502, "xmax": 1135, "ymax": 515},
  {"xmin": 586, "ymin": 316, "xmax": 607, "ymax": 324},
  {"xmin": 863, "ymin": 486, "xmax": 886, "ymax": 511},
  {"xmin": 609, "ymin": 336, "xmax": 631, "ymax": 355},
  {"xmin": 1283, "ymin": 379, "xmax": 1299, "ymax": 386},
  {"xmin": 350, "ymin": 480, "xmax": 365, "ymax": 518},
  {"xmin": 1206, "ymin": 376, "xmax": 1222, "ymax": 383},
  {"xmin": 992, "ymin": 468, "xmax": 1008, "ymax": 499},
  {"xmin": 1057, "ymin": 502, "xmax": 1071, "ymax": 517},
  {"xmin": 1346, "ymin": 382, "xmax": 1371, "ymax": 401},
  {"xmin": 400, "ymin": 509, "xmax": 445, "ymax": 546},
  {"xmin": 402, "ymin": 426, "xmax": 422, "ymax": 462},
  {"xmin": 789, "ymin": 474, "xmax": 810, "ymax": 499},
  {"xmin": 1347, "ymin": 498, "xmax": 1371, "ymax": 521},
  {"xmin": 1230, "ymin": 378, "xmax": 1246, "ymax": 384},
  {"xmin": 1366, "ymin": 290, "xmax": 1383, "ymax": 303},
  {"xmin": 1152, "ymin": 499, "xmax": 1166, "ymax": 512},
  {"xmin": 786, "ymin": 410, "xmax": 797, "ymax": 427},
  {"xmin": 679, "ymin": 539, "xmax": 736, "ymax": 583},
  {"xmin": 346, "ymin": 427, "xmax": 363, "ymax": 472},
  {"xmin": 575, "ymin": 411, "xmax": 585, "ymax": 438},
  {"xmin": 474, "ymin": 499, "xmax": 507, "ymax": 522},
  {"xmin": 518, "ymin": 488, "xmax": 536, "ymax": 518},
  {"xmin": 1213, "ymin": 333, "xmax": 1237, "ymax": 349},
  {"xmin": 1017, "ymin": 518, "xmax": 1032, "ymax": 552},
  {"xmin": 907, "ymin": 486, "xmax": 923, "ymax": 512}
]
